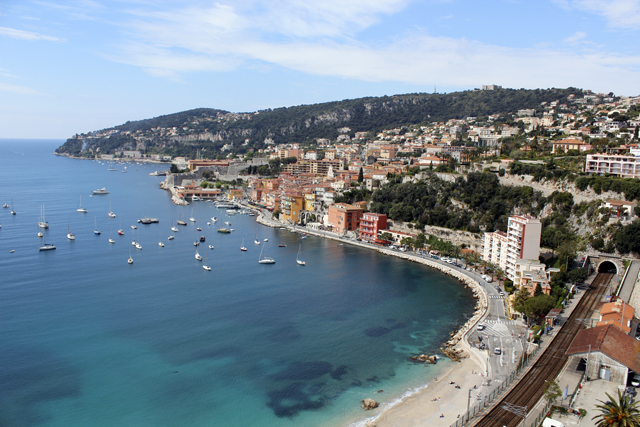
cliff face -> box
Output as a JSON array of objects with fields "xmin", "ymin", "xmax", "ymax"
[{"xmin": 55, "ymin": 87, "xmax": 582, "ymax": 158}]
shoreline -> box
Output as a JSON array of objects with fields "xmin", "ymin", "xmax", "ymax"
[{"xmin": 254, "ymin": 212, "xmax": 490, "ymax": 427}]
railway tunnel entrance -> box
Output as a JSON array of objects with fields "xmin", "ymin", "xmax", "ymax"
[{"xmin": 598, "ymin": 260, "xmax": 618, "ymax": 274}]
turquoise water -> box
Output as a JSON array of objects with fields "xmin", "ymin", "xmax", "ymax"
[{"xmin": 0, "ymin": 139, "xmax": 476, "ymax": 427}]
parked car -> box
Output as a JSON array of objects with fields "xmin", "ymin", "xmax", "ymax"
[
  {"xmin": 477, "ymin": 324, "xmax": 486, "ymax": 331},
  {"xmin": 494, "ymin": 348, "xmax": 502, "ymax": 355},
  {"xmin": 631, "ymin": 373, "xmax": 640, "ymax": 387}
]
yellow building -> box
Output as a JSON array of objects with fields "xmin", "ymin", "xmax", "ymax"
[
  {"xmin": 282, "ymin": 193, "xmax": 304, "ymax": 224},
  {"xmin": 303, "ymin": 192, "xmax": 315, "ymax": 211},
  {"xmin": 228, "ymin": 189, "xmax": 243, "ymax": 200}
]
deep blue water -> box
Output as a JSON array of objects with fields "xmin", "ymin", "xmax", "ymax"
[{"xmin": 0, "ymin": 139, "xmax": 476, "ymax": 427}]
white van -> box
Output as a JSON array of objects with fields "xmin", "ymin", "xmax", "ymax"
[{"xmin": 542, "ymin": 418, "xmax": 565, "ymax": 427}]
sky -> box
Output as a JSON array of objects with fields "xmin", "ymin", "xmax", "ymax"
[{"xmin": 2, "ymin": 0, "xmax": 640, "ymax": 138}]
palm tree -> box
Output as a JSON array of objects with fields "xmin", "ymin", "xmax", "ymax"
[{"xmin": 592, "ymin": 390, "xmax": 640, "ymax": 427}]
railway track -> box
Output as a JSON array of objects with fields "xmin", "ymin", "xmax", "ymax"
[{"xmin": 472, "ymin": 272, "xmax": 613, "ymax": 427}]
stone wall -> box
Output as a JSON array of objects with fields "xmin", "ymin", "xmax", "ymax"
[{"xmin": 389, "ymin": 222, "xmax": 483, "ymax": 252}]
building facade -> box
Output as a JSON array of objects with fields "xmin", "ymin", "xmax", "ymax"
[
  {"xmin": 327, "ymin": 204, "xmax": 364, "ymax": 235},
  {"xmin": 359, "ymin": 213, "xmax": 388, "ymax": 242},
  {"xmin": 483, "ymin": 215, "xmax": 542, "ymax": 282},
  {"xmin": 585, "ymin": 154, "xmax": 640, "ymax": 179}
]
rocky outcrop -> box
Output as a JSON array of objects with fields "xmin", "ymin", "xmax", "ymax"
[
  {"xmin": 361, "ymin": 398, "xmax": 380, "ymax": 410},
  {"xmin": 411, "ymin": 354, "xmax": 438, "ymax": 364}
]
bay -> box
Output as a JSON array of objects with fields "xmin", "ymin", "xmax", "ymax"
[{"xmin": 0, "ymin": 139, "xmax": 476, "ymax": 427}]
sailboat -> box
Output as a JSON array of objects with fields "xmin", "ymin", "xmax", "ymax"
[
  {"xmin": 195, "ymin": 247, "xmax": 202, "ymax": 261},
  {"xmin": 77, "ymin": 196, "xmax": 87, "ymax": 213},
  {"xmin": 240, "ymin": 237, "xmax": 247, "ymax": 251},
  {"xmin": 67, "ymin": 217, "xmax": 75, "ymax": 240},
  {"xmin": 38, "ymin": 204, "xmax": 49, "ymax": 229},
  {"xmin": 109, "ymin": 224, "xmax": 115, "ymax": 244},
  {"xmin": 158, "ymin": 229, "xmax": 165, "ymax": 247},
  {"xmin": 39, "ymin": 233, "xmax": 56, "ymax": 251},
  {"xmin": 2, "ymin": 196, "xmax": 8, "ymax": 208},
  {"xmin": 189, "ymin": 208, "xmax": 196, "ymax": 222},
  {"xmin": 135, "ymin": 229, "xmax": 142, "ymax": 250},
  {"xmin": 203, "ymin": 252, "xmax": 211, "ymax": 271},
  {"xmin": 177, "ymin": 208, "xmax": 187, "ymax": 226},
  {"xmin": 108, "ymin": 197, "xmax": 116, "ymax": 218},
  {"xmin": 94, "ymin": 217, "xmax": 101, "ymax": 235},
  {"xmin": 258, "ymin": 242, "xmax": 275, "ymax": 264},
  {"xmin": 10, "ymin": 199, "xmax": 16, "ymax": 215},
  {"xmin": 171, "ymin": 214, "xmax": 179, "ymax": 232},
  {"xmin": 118, "ymin": 218, "xmax": 124, "ymax": 235},
  {"xmin": 254, "ymin": 232, "xmax": 261, "ymax": 245},
  {"xmin": 296, "ymin": 244, "xmax": 306, "ymax": 266},
  {"xmin": 128, "ymin": 250, "xmax": 133, "ymax": 264}
]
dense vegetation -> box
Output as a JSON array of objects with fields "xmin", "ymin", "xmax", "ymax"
[
  {"xmin": 369, "ymin": 171, "xmax": 547, "ymax": 233},
  {"xmin": 56, "ymin": 88, "xmax": 582, "ymax": 158}
]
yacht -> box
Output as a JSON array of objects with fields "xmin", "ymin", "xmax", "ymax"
[
  {"xmin": 39, "ymin": 242, "xmax": 56, "ymax": 251},
  {"xmin": 296, "ymin": 244, "xmax": 306, "ymax": 266},
  {"xmin": 77, "ymin": 196, "xmax": 87, "ymax": 213},
  {"xmin": 258, "ymin": 243, "xmax": 275, "ymax": 264},
  {"xmin": 108, "ymin": 197, "xmax": 116, "ymax": 218},
  {"xmin": 177, "ymin": 219, "xmax": 187, "ymax": 226},
  {"xmin": 92, "ymin": 187, "xmax": 110, "ymax": 194},
  {"xmin": 38, "ymin": 204, "xmax": 49, "ymax": 229},
  {"xmin": 67, "ymin": 217, "xmax": 75, "ymax": 240}
]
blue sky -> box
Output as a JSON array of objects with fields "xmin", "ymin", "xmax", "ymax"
[{"xmin": 2, "ymin": 0, "xmax": 640, "ymax": 138}]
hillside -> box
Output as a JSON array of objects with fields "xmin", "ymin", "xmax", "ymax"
[{"xmin": 55, "ymin": 88, "xmax": 582, "ymax": 158}]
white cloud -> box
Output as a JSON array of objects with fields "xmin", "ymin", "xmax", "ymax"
[
  {"xmin": 565, "ymin": 0, "xmax": 640, "ymax": 29},
  {"xmin": 0, "ymin": 26, "xmax": 60, "ymax": 41},
  {"xmin": 0, "ymin": 82, "xmax": 44, "ymax": 95},
  {"xmin": 564, "ymin": 31, "xmax": 587, "ymax": 43},
  {"xmin": 102, "ymin": 2, "xmax": 640, "ymax": 94}
]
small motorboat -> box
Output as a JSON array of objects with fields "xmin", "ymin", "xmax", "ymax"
[
  {"xmin": 158, "ymin": 242, "xmax": 165, "ymax": 247},
  {"xmin": 168, "ymin": 235, "xmax": 175, "ymax": 240},
  {"xmin": 196, "ymin": 227, "xmax": 202, "ymax": 231},
  {"xmin": 118, "ymin": 229, "xmax": 124, "ymax": 235},
  {"xmin": 131, "ymin": 225, "xmax": 137, "ymax": 229},
  {"xmin": 208, "ymin": 245, "xmax": 214, "ymax": 249},
  {"xmin": 278, "ymin": 244, "xmax": 286, "ymax": 247}
]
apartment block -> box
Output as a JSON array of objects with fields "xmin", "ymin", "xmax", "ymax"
[
  {"xmin": 281, "ymin": 192, "xmax": 304, "ymax": 224},
  {"xmin": 585, "ymin": 154, "xmax": 640, "ymax": 179},
  {"xmin": 359, "ymin": 213, "xmax": 387, "ymax": 242},
  {"xmin": 483, "ymin": 215, "xmax": 542, "ymax": 282},
  {"xmin": 327, "ymin": 203, "xmax": 364, "ymax": 235}
]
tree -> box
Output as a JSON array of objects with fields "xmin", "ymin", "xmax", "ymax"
[
  {"xmin": 523, "ymin": 294, "xmax": 556, "ymax": 321},
  {"xmin": 592, "ymin": 390, "xmax": 640, "ymax": 427},
  {"xmin": 379, "ymin": 232, "xmax": 393, "ymax": 243},
  {"xmin": 358, "ymin": 167, "xmax": 364, "ymax": 183},
  {"xmin": 543, "ymin": 380, "xmax": 562, "ymax": 406},
  {"xmin": 567, "ymin": 268, "xmax": 588, "ymax": 284},
  {"xmin": 534, "ymin": 283, "xmax": 543, "ymax": 297},
  {"xmin": 513, "ymin": 287, "xmax": 531, "ymax": 314}
]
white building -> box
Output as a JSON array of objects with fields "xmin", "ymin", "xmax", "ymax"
[
  {"xmin": 585, "ymin": 154, "xmax": 640, "ymax": 179},
  {"xmin": 483, "ymin": 215, "xmax": 542, "ymax": 282}
]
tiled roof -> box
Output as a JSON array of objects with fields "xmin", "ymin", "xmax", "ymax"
[{"xmin": 566, "ymin": 324, "xmax": 640, "ymax": 373}]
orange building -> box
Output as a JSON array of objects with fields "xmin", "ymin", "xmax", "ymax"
[
  {"xmin": 281, "ymin": 192, "xmax": 304, "ymax": 224},
  {"xmin": 328, "ymin": 203, "xmax": 364, "ymax": 235},
  {"xmin": 597, "ymin": 298, "xmax": 635, "ymax": 334}
]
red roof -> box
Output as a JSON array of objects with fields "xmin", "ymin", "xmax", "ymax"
[{"xmin": 566, "ymin": 324, "xmax": 640, "ymax": 373}]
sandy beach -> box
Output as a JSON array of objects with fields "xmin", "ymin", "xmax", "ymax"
[{"xmin": 368, "ymin": 357, "xmax": 485, "ymax": 427}]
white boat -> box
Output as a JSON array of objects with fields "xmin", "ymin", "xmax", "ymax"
[
  {"xmin": 208, "ymin": 244, "xmax": 214, "ymax": 249},
  {"xmin": 226, "ymin": 210, "xmax": 237, "ymax": 215},
  {"xmin": 10, "ymin": 199, "xmax": 16, "ymax": 215},
  {"xmin": 38, "ymin": 204, "xmax": 49, "ymax": 229},
  {"xmin": 108, "ymin": 197, "xmax": 116, "ymax": 218},
  {"xmin": 77, "ymin": 196, "xmax": 87, "ymax": 213},
  {"xmin": 109, "ymin": 225, "xmax": 115, "ymax": 244},
  {"xmin": 39, "ymin": 238, "xmax": 56, "ymax": 251},
  {"xmin": 189, "ymin": 208, "xmax": 196, "ymax": 222},
  {"xmin": 195, "ymin": 250, "xmax": 202, "ymax": 261},
  {"xmin": 168, "ymin": 235, "xmax": 175, "ymax": 240},
  {"xmin": 131, "ymin": 225, "xmax": 137, "ymax": 229},
  {"xmin": 109, "ymin": 238, "xmax": 115, "ymax": 244},
  {"xmin": 240, "ymin": 238, "xmax": 247, "ymax": 252},
  {"xmin": 158, "ymin": 241, "xmax": 165, "ymax": 247},
  {"xmin": 94, "ymin": 217, "xmax": 101, "ymax": 235},
  {"xmin": 211, "ymin": 217, "xmax": 218, "ymax": 222},
  {"xmin": 254, "ymin": 232, "xmax": 261, "ymax": 245},
  {"xmin": 296, "ymin": 244, "xmax": 306, "ymax": 266},
  {"xmin": 203, "ymin": 252, "xmax": 211, "ymax": 271},
  {"xmin": 171, "ymin": 226, "xmax": 179, "ymax": 232},
  {"xmin": 192, "ymin": 195, "xmax": 201, "ymax": 201},
  {"xmin": 135, "ymin": 243, "xmax": 142, "ymax": 250},
  {"xmin": 128, "ymin": 250, "xmax": 133, "ymax": 264},
  {"xmin": 225, "ymin": 221, "xmax": 231, "ymax": 226},
  {"xmin": 158, "ymin": 229, "xmax": 164, "ymax": 247},
  {"xmin": 258, "ymin": 242, "xmax": 275, "ymax": 264},
  {"xmin": 92, "ymin": 187, "xmax": 110, "ymax": 194},
  {"xmin": 67, "ymin": 217, "xmax": 75, "ymax": 240},
  {"xmin": 264, "ymin": 238, "xmax": 268, "ymax": 242},
  {"xmin": 38, "ymin": 232, "xmax": 43, "ymax": 237}
]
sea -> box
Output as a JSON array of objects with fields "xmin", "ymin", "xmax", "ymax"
[{"xmin": 0, "ymin": 139, "xmax": 477, "ymax": 427}]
